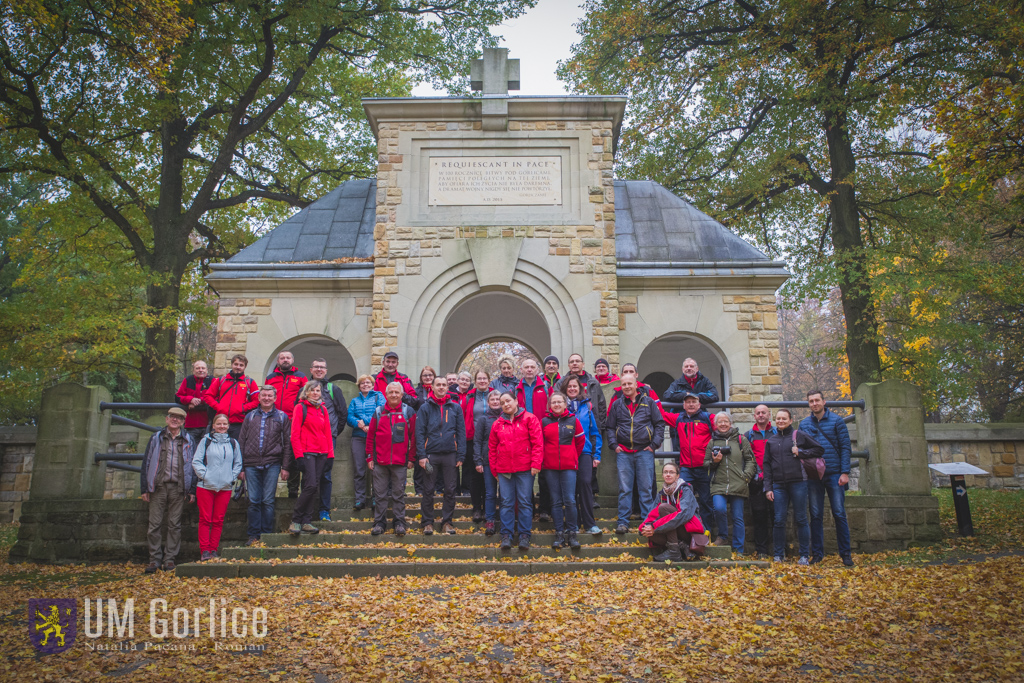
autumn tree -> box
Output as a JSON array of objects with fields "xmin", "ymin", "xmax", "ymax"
[
  {"xmin": 0, "ymin": 0, "xmax": 534, "ymax": 402},
  {"xmin": 561, "ymin": 0, "xmax": 999, "ymax": 391}
]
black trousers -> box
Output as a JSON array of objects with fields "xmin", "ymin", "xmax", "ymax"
[
  {"xmin": 748, "ymin": 478, "xmax": 774, "ymax": 555},
  {"xmin": 421, "ymin": 452, "xmax": 457, "ymax": 527},
  {"xmin": 292, "ymin": 454, "xmax": 328, "ymax": 525},
  {"xmin": 576, "ymin": 452, "xmax": 597, "ymax": 529}
]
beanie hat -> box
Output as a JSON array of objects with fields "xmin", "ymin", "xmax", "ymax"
[
  {"xmin": 594, "ymin": 358, "xmax": 610, "ymax": 369},
  {"xmin": 543, "ymin": 355, "xmax": 559, "ymax": 366}
]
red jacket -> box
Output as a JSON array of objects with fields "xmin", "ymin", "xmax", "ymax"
[
  {"xmin": 744, "ymin": 422, "xmax": 776, "ymax": 476},
  {"xmin": 365, "ymin": 403, "xmax": 417, "ymax": 466},
  {"xmin": 461, "ymin": 388, "xmax": 491, "ymax": 441},
  {"xmin": 290, "ymin": 399, "xmax": 334, "ymax": 459},
  {"xmin": 515, "ymin": 378, "xmax": 549, "ymax": 417},
  {"xmin": 373, "ymin": 370, "xmax": 417, "ymax": 399},
  {"xmin": 596, "ymin": 373, "xmax": 620, "ymax": 385},
  {"xmin": 540, "ymin": 411, "xmax": 585, "ymax": 470},
  {"xmin": 663, "ymin": 409, "xmax": 715, "ymax": 468},
  {"xmin": 266, "ymin": 366, "xmax": 307, "ymax": 415},
  {"xmin": 608, "ymin": 382, "xmax": 660, "ymax": 412},
  {"xmin": 203, "ymin": 373, "xmax": 259, "ymax": 424},
  {"xmin": 488, "ymin": 409, "xmax": 543, "ymax": 474},
  {"xmin": 175, "ymin": 376, "xmax": 212, "ymax": 429}
]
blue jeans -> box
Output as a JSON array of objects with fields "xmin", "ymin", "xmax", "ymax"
[
  {"xmin": 809, "ymin": 473, "xmax": 852, "ymax": 557},
  {"xmin": 319, "ymin": 457, "xmax": 333, "ymax": 514},
  {"xmin": 713, "ymin": 494, "xmax": 746, "ymax": 553},
  {"xmin": 544, "ymin": 469, "xmax": 578, "ymax": 534},
  {"xmin": 772, "ymin": 481, "xmax": 810, "ymax": 558},
  {"xmin": 497, "ymin": 471, "xmax": 534, "ymax": 538},
  {"xmin": 482, "ymin": 463, "xmax": 498, "ymax": 522},
  {"xmin": 679, "ymin": 466, "xmax": 713, "ymax": 532},
  {"xmin": 244, "ymin": 465, "xmax": 280, "ymax": 537},
  {"xmin": 617, "ymin": 450, "xmax": 655, "ymax": 526}
]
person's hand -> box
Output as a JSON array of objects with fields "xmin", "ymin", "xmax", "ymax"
[
  {"xmin": 615, "ymin": 446, "xmax": 623, "ymax": 453},
  {"xmin": 456, "ymin": 461, "xmax": 463, "ymax": 468},
  {"xmin": 357, "ymin": 420, "xmax": 366, "ymax": 430},
  {"xmin": 791, "ymin": 444, "xmax": 799, "ymax": 456},
  {"xmin": 593, "ymin": 460, "xmax": 599, "ymax": 468},
  {"xmin": 141, "ymin": 492, "xmax": 150, "ymax": 503},
  {"xmin": 238, "ymin": 471, "xmax": 245, "ymax": 481},
  {"xmin": 476, "ymin": 465, "xmax": 483, "ymax": 473},
  {"xmin": 712, "ymin": 452, "xmax": 723, "ymax": 464},
  {"xmin": 280, "ymin": 470, "xmax": 289, "ymax": 481},
  {"xmin": 419, "ymin": 458, "xmax": 428, "ymax": 468},
  {"xmin": 367, "ymin": 461, "xmax": 374, "ymax": 471},
  {"xmin": 640, "ymin": 524, "xmax": 654, "ymax": 538},
  {"xmin": 188, "ymin": 495, "xmax": 196, "ymax": 504},
  {"xmin": 189, "ymin": 397, "xmax": 202, "ymax": 408},
  {"xmin": 407, "ymin": 461, "xmax": 414, "ymax": 469},
  {"xmin": 530, "ymin": 468, "xmax": 540, "ymax": 476},
  {"xmin": 838, "ymin": 473, "xmax": 849, "ymax": 486},
  {"xmin": 765, "ymin": 490, "xmax": 774, "ymax": 502}
]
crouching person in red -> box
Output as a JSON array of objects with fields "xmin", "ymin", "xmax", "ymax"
[
  {"xmin": 288, "ymin": 382, "xmax": 334, "ymax": 535},
  {"xmin": 366, "ymin": 382, "xmax": 416, "ymax": 537},
  {"xmin": 640, "ymin": 462, "xmax": 708, "ymax": 562}
]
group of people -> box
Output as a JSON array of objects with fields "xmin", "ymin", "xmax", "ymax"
[{"xmin": 140, "ymin": 350, "xmax": 854, "ymax": 571}]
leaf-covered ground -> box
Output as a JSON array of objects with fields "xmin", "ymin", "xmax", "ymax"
[{"xmin": 1, "ymin": 489, "xmax": 1022, "ymax": 682}]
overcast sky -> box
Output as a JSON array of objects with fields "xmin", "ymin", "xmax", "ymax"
[{"xmin": 411, "ymin": 0, "xmax": 587, "ymax": 97}]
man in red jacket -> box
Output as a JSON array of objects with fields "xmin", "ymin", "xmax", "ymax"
[
  {"xmin": 203, "ymin": 355, "xmax": 259, "ymax": 440},
  {"xmin": 373, "ymin": 351, "xmax": 418, "ymax": 407},
  {"xmin": 366, "ymin": 382, "xmax": 417, "ymax": 537},
  {"xmin": 266, "ymin": 351, "xmax": 306, "ymax": 416},
  {"xmin": 175, "ymin": 360, "xmax": 212, "ymax": 441}
]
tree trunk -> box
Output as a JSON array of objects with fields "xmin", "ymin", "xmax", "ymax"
[
  {"xmin": 141, "ymin": 278, "xmax": 181, "ymax": 404},
  {"xmin": 824, "ymin": 110, "xmax": 883, "ymax": 391}
]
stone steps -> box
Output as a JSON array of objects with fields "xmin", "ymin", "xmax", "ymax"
[
  {"xmin": 256, "ymin": 531, "xmax": 660, "ymax": 546},
  {"xmin": 219, "ymin": 544, "xmax": 732, "ymax": 561}
]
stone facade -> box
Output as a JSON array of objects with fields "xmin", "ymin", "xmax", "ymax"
[{"xmin": 214, "ymin": 297, "xmax": 273, "ymax": 373}]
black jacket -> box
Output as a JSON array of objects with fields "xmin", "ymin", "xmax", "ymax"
[
  {"xmin": 473, "ymin": 407, "xmax": 502, "ymax": 467},
  {"xmin": 312, "ymin": 379, "xmax": 348, "ymax": 437},
  {"xmin": 762, "ymin": 426, "xmax": 825, "ymax": 489},
  {"xmin": 605, "ymin": 393, "xmax": 665, "ymax": 453},
  {"xmin": 664, "ymin": 371, "xmax": 719, "ymax": 406},
  {"xmin": 415, "ymin": 395, "xmax": 466, "ymax": 459},
  {"xmin": 556, "ymin": 370, "xmax": 607, "ymax": 430}
]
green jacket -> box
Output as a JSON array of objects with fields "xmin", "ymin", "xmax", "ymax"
[{"xmin": 703, "ymin": 427, "xmax": 756, "ymax": 498}]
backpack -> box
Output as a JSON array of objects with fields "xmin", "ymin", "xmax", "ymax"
[{"xmin": 373, "ymin": 403, "xmax": 413, "ymax": 423}]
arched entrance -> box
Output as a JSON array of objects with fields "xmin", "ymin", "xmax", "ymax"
[
  {"xmin": 439, "ymin": 292, "xmax": 550, "ymax": 374},
  {"xmin": 268, "ymin": 335, "xmax": 358, "ymax": 383},
  {"xmin": 638, "ymin": 333, "xmax": 730, "ymax": 401}
]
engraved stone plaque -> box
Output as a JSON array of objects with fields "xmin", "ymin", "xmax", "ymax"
[{"xmin": 428, "ymin": 156, "xmax": 562, "ymax": 206}]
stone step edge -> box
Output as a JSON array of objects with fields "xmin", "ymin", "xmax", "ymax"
[
  {"xmin": 258, "ymin": 532, "xmax": 648, "ymax": 546},
  {"xmin": 221, "ymin": 546, "xmax": 733, "ymax": 560},
  {"xmin": 176, "ymin": 560, "xmax": 768, "ymax": 579}
]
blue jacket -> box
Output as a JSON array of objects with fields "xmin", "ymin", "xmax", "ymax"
[
  {"xmin": 192, "ymin": 432, "xmax": 243, "ymax": 492},
  {"xmin": 799, "ymin": 408, "xmax": 851, "ymax": 475},
  {"xmin": 347, "ymin": 390, "xmax": 385, "ymax": 438},
  {"xmin": 569, "ymin": 397, "xmax": 603, "ymax": 460}
]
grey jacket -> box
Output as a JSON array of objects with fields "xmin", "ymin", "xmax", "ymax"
[
  {"xmin": 192, "ymin": 432, "xmax": 243, "ymax": 492},
  {"xmin": 140, "ymin": 429, "xmax": 197, "ymax": 495}
]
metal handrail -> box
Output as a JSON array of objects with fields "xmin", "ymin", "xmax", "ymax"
[
  {"xmin": 661, "ymin": 400, "xmax": 865, "ymax": 410},
  {"xmin": 104, "ymin": 462, "xmax": 141, "ymax": 473},
  {"xmin": 110, "ymin": 415, "xmax": 161, "ymax": 432}
]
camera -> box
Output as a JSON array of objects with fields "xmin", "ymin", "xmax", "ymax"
[{"xmin": 712, "ymin": 445, "xmax": 732, "ymax": 455}]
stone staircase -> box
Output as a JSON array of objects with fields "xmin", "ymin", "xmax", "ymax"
[{"xmin": 176, "ymin": 495, "xmax": 768, "ymax": 578}]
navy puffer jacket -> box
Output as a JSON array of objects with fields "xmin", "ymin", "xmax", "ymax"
[{"xmin": 798, "ymin": 408, "xmax": 852, "ymax": 475}]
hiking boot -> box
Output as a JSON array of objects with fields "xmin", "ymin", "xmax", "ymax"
[
  {"xmin": 246, "ymin": 536, "xmax": 260, "ymax": 547},
  {"xmin": 566, "ymin": 531, "xmax": 581, "ymax": 550},
  {"xmin": 319, "ymin": 510, "xmax": 332, "ymax": 522},
  {"xmin": 711, "ymin": 536, "xmax": 729, "ymax": 547},
  {"xmin": 593, "ymin": 501, "xmax": 601, "ymax": 509},
  {"xmin": 841, "ymin": 554, "xmax": 855, "ymax": 567},
  {"xmin": 472, "ymin": 509, "xmax": 484, "ymax": 524},
  {"xmin": 809, "ymin": 555, "xmax": 824, "ymax": 565},
  {"xmin": 615, "ymin": 523, "xmax": 629, "ymax": 535},
  {"xmin": 587, "ymin": 525, "xmax": 602, "ymax": 535},
  {"xmin": 301, "ymin": 523, "xmax": 320, "ymax": 534},
  {"xmin": 485, "ymin": 521, "xmax": 496, "ymax": 536},
  {"xmin": 145, "ymin": 562, "xmax": 159, "ymax": 574},
  {"xmin": 797, "ymin": 556, "xmax": 809, "ymax": 566},
  {"xmin": 200, "ymin": 550, "xmax": 212, "ymax": 561},
  {"xmin": 518, "ymin": 535, "xmax": 530, "ymax": 551},
  {"xmin": 551, "ymin": 532, "xmax": 564, "ymax": 550},
  {"xmin": 653, "ymin": 543, "xmax": 683, "ymax": 563},
  {"xmin": 353, "ymin": 501, "xmax": 366, "ymax": 511},
  {"xmin": 211, "ymin": 550, "xmax": 220, "ymax": 559},
  {"xmin": 288, "ymin": 522, "xmax": 302, "ymax": 535},
  {"xmin": 422, "ymin": 525, "xmax": 434, "ymax": 536},
  {"xmin": 162, "ymin": 560, "xmax": 176, "ymax": 572},
  {"xmin": 371, "ymin": 524, "xmax": 385, "ymax": 536},
  {"xmin": 443, "ymin": 523, "xmax": 457, "ymax": 535},
  {"xmin": 773, "ymin": 555, "xmax": 785, "ymax": 563},
  {"xmin": 682, "ymin": 546, "xmax": 696, "ymax": 561},
  {"xmin": 500, "ymin": 534, "xmax": 512, "ymax": 550},
  {"xmin": 538, "ymin": 512, "xmax": 552, "ymax": 523},
  {"xmin": 394, "ymin": 523, "xmax": 407, "ymax": 537}
]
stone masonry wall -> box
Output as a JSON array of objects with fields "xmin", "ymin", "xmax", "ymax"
[
  {"xmin": 214, "ymin": 297, "xmax": 273, "ymax": 373},
  {"xmin": 371, "ymin": 120, "xmax": 620, "ymax": 370},
  {"xmin": 722, "ymin": 294, "xmax": 782, "ymax": 420},
  {"xmin": 927, "ymin": 438, "xmax": 1023, "ymax": 489}
]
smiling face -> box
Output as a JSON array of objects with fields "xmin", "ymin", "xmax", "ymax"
[
  {"xmin": 621, "ymin": 376, "xmax": 637, "ymax": 397},
  {"xmin": 457, "ymin": 374, "xmax": 472, "ymax": 391},
  {"xmin": 420, "ymin": 368, "xmax": 435, "ymax": 385},
  {"xmin": 310, "ymin": 360, "xmax": 327, "ymax": 380},
  {"xmin": 475, "ymin": 371, "xmax": 490, "ymax": 390},
  {"xmin": 306, "ymin": 384, "xmax": 322, "ymax": 402},
  {"xmin": 548, "ymin": 393, "xmax": 566, "ymax": 416},
  {"xmin": 487, "ymin": 393, "xmax": 501, "ymax": 410},
  {"xmin": 662, "ymin": 463, "xmax": 679, "ymax": 486},
  {"xmin": 432, "ymin": 376, "xmax": 449, "ymax": 399},
  {"xmin": 544, "ymin": 359, "xmax": 559, "ymax": 375},
  {"xmin": 775, "ymin": 410, "xmax": 792, "ymax": 429},
  {"xmin": 500, "ymin": 394, "xmax": 518, "ymax": 415},
  {"xmin": 192, "ymin": 361, "xmax": 208, "ymax": 378},
  {"xmin": 568, "ymin": 354, "xmax": 584, "ymax": 374},
  {"xmin": 358, "ymin": 378, "xmax": 373, "ymax": 394},
  {"xmin": 808, "ymin": 392, "xmax": 826, "ymax": 416},
  {"xmin": 212, "ymin": 415, "xmax": 230, "ymax": 433},
  {"xmin": 258, "ymin": 387, "xmax": 276, "ymax": 409},
  {"xmin": 682, "ymin": 358, "xmax": 698, "ymax": 378},
  {"xmin": 564, "ymin": 378, "xmax": 582, "ymax": 399},
  {"xmin": 231, "ymin": 357, "xmax": 247, "ymax": 374},
  {"xmin": 382, "ymin": 356, "xmax": 399, "ymax": 374},
  {"xmin": 385, "ymin": 384, "xmax": 403, "ymax": 405},
  {"xmin": 715, "ymin": 413, "xmax": 732, "ymax": 432},
  {"xmin": 594, "ymin": 361, "xmax": 609, "ymax": 377}
]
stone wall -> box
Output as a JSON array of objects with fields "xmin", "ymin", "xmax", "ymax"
[
  {"xmin": 722, "ymin": 294, "xmax": 783, "ymax": 421},
  {"xmin": 0, "ymin": 426, "xmax": 145, "ymax": 523},
  {"xmin": 214, "ymin": 297, "xmax": 272, "ymax": 373}
]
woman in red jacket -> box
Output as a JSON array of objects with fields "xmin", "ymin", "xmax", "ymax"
[
  {"xmin": 540, "ymin": 392, "xmax": 585, "ymax": 550},
  {"xmin": 640, "ymin": 462, "xmax": 708, "ymax": 562},
  {"xmin": 288, "ymin": 382, "xmax": 334, "ymax": 535},
  {"xmin": 488, "ymin": 392, "xmax": 543, "ymax": 552}
]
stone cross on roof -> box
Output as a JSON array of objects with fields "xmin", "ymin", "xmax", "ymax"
[
  {"xmin": 471, "ymin": 48, "xmax": 520, "ymax": 96},
  {"xmin": 470, "ymin": 48, "xmax": 520, "ymax": 130}
]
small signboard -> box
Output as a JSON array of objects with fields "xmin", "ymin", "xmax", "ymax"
[
  {"xmin": 428, "ymin": 156, "xmax": 562, "ymax": 206},
  {"xmin": 927, "ymin": 462, "xmax": 990, "ymax": 476}
]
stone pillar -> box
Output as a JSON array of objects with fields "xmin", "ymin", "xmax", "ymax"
[
  {"xmin": 597, "ymin": 382, "xmax": 619, "ymax": 500},
  {"xmin": 331, "ymin": 381, "xmax": 358, "ymax": 507},
  {"xmin": 31, "ymin": 384, "xmax": 111, "ymax": 500},
  {"xmin": 855, "ymin": 380, "xmax": 932, "ymax": 496}
]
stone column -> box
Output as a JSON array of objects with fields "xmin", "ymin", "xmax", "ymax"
[
  {"xmin": 31, "ymin": 384, "xmax": 112, "ymax": 500},
  {"xmin": 855, "ymin": 380, "xmax": 932, "ymax": 496},
  {"xmin": 597, "ymin": 382, "xmax": 619, "ymax": 501}
]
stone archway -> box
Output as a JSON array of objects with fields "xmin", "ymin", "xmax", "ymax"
[
  {"xmin": 439, "ymin": 292, "xmax": 549, "ymax": 373},
  {"xmin": 638, "ymin": 333, "xmax": 731, "ymax": 401},
  {"xmin": 269, "ymin": 335, "xmax": 358, "ymax": 383}
]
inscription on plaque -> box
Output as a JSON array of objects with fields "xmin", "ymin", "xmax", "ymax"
[{"xmin": 428, "ymin": 156, "xmax": 562, "ymax": 206}]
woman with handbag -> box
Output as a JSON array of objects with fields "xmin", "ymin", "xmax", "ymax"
[
  {"xmin": 704, "ymin": 412, "xmax": 756, "ymax": 555},
  {"xmin": 762, "ymin": 408, "xmax": 825, "ymax": 564},
  {"xmin": 192, "ymin": 413, "xmax": 242, "ymax": 560},
  {"xmin": 639, "ymin": 462, "xmax": 708, "ymax": 562}
]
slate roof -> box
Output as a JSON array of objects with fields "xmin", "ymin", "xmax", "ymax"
[{"xmin": 211, "ymin": 177, "xmax": 787, "ymax": 281}]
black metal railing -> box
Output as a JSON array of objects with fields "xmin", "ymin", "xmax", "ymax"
[
  {"xmin": 660, "ymin": 400, "xmax": 865, "ymax": 410},
  {"xmin": 96, "ymin": 402, "xmax": 178, "ymax": 473}
]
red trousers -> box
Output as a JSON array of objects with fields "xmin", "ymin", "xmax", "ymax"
[{"xmin": 196, "ymin": 487, "xmax": 231, "ymax": 553}]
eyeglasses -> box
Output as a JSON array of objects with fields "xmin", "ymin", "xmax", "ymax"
[{"xmin": 167, "ymin": 415, "xmax": 185, "ymax": 421}]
